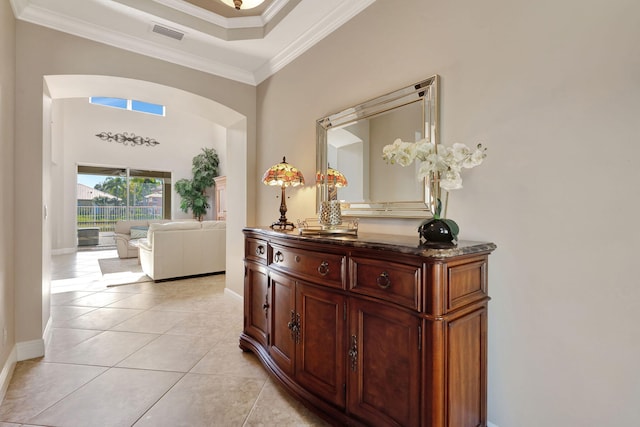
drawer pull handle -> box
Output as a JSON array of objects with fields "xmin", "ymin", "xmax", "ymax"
[
  {"xmin": 287, "ymin": 310, "xmax": 301, "ymax": 343},
  {"xmin": 255, "ymin": 245, "xmax": 265, "ymax": 256},
  {"xmin": 274, "ymin": 251, "xmax": 284, "ymax": 263},
  {"xmin": 348, "ymin": 335, "xmax": 358, "ymax": 372},
  {"xmin": 318, "ymin": 261, "xmax": 330, "ymax": 276},
  {"xmin": 376, "ymin": 271, "xmax": 391, "ymax": 289}
]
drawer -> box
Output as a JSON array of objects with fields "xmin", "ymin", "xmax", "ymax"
[
  {"xmin": 349, "ymin": 256, "xmax": 421, "ymax": 311},
  {"xmin": 269, "ymin": 243, "xmax": 346, "ymax": 289},
  {"xmin": 245, "ymin": 238, "xmax": 268, "ymax": 264}
]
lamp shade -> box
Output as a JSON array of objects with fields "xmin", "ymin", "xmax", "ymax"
[
  {"xmin": 316, "ymin": 166, "xmax": 348, "ymax": 188},
  {"xmin": 263, "ymin": 157, "xmax": 305, "ymax": 187}
]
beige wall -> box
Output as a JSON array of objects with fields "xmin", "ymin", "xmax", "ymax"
[
  {"xmin": 14, "ymin": 21, "xmax": 256, "ymax": 351},
  {"xmin": 0, "ymin": 0, "xmax": 16, "ymax": 396},
  {"xmin": 256, "ymin": 0, "xmax": 640, "ymax": 425},
  {"xmin": 5, "ymin": 0, "xmax": 640, "ymax": 424}
]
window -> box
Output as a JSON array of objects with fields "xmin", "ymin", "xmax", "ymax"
[
  {"xmin": 131, "ymin": 100, "xmax": 165, "ymax": 115},
  {"xmin": 90, "ymin": 97, "xmax": 127, "ymax": 109},
  {"xmin": 89, "ymin": 97, "xmax": 165, "ymax": 116}
]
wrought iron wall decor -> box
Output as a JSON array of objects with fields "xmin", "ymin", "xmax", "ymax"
[{"xmin": 95, "ymin": 131, "xmax": 160, "ymax": 147}]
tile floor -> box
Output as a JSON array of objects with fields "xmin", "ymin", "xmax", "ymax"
[{"xmin": 0, "ymin": 249, "xmax": 329, "ymax": 426}]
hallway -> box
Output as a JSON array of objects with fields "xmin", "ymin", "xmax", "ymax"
[{"xmin": 0, "ymin": 251, "xmax": 328, "ymax": 426}]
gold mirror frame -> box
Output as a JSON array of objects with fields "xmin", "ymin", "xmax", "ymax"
[{"xmin": 316, "ymin": 75, "xmax": 439, "ymax": 218}]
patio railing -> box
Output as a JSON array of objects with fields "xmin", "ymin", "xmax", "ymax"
[{"xmin": 77, "ymin": 206, "xmax": 163, "ymax": 232}]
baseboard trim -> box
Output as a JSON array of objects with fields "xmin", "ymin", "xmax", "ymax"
[
  {"xmin": 224, "ymin": 287, "xmax": 242, "ymax": 302},
  {"xmin": 16, "ymin": 338, "xmax": 44, "ymax": 361},
  {"xmin": 488, "ymin": 421, "xmax": 499, "ymax": 427},
  {"xmin": 0, "ymin": 345, "xmax": 17, "ymax": 403}
]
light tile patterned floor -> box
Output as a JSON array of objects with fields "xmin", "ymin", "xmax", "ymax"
[{"xmin": 0, "ymin": 250, "xmax": 329, "ymax": 427}]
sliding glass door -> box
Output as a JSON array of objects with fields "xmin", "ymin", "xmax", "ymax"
[{"xmin": 77, "ymin": 165, "xmax": 171, "ymax": 234}]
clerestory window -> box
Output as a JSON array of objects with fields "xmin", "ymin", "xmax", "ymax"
[{"xmin": 89, "ymin": 97, "xmax": 165, "ymax": 116}]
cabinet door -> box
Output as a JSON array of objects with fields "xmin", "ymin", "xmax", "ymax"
[
  {"xmin": 348, "ymin": 298, "xmax": 421, "ymax": 427},
  {"xmin": 244, "ymin": 262, "xmax": 269, "ymax": 347},
  {"xmin": 295, "ymin": 282, "xmax": 346, "ymax": 409},
  {"xmin": 269, "ymin": 271, "xmax": 296, "ymax": 376},
  {"xmin": 443, "ymin": 307, "xmax": 488, "ymax": 427}
]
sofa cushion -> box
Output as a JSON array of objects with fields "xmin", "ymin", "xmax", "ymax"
[
  {"xmin": 201, "ymin": 220, "xmax": 226, "ymax": 230},
  {"xmin": 130, "ymin": 226, "xmax": 149, "ymax": 239},
  {"xmin": 115, "ymin": 220, "xmax": 148, "ymax": 234},
  {"xmin": 147, "ymin": 221, "xmax": 202, "ymax": 244}
]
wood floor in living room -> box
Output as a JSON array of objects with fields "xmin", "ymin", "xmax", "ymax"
[{"xmin": 0, "ymin": 250, "xmax": 329, "ymax": 426}]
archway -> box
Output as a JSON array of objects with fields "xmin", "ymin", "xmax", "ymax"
[{"xmin": 42, "ymin": 74, "xmax": 247, "ymax": 323}]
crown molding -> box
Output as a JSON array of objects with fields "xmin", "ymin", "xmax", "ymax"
[
  {"xmin": 117, "ymin": 0, "xmax": 298, "ymax": 36},
  {"xmin": 254, "ymin": 0, "xmax": 375, "ymax": 84},
  {"xmin": 9, "ymin": 0, "xmax": 29, "ymax": 16},
  {"xmin": 154, "ymin": 0, "xmax": 293, "ymax": 29},
  {"xmin": 15, "ymin": 1, "xmax": 258, "ymax": 85},
  {"xmin": 12, "ymin": 0, "xmax": 376, "ymax": 86}
]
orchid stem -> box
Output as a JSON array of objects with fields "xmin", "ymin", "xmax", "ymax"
[{"xmin": 443, "ymin": 190, "xmax": 449, "ymax": 219}]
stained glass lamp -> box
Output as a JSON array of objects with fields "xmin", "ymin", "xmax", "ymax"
[
  {"xmin": 263, "ymin": 157, "xmax": 305, "ymax": 229},
  {"xmin": 316, "ymin": 166, "xmax": 348, "ymax": 200}
]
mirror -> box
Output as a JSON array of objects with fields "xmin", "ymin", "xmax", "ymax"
[{"xmin": 316, "ymin": 75, "xmax": 439, "ymax": 218}]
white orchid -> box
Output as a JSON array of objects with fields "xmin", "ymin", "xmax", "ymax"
[
  {"xmin": 382, "ymin": 139, "xmax": 486, "ymax": 185},
  {"xmin": 382, "ymin": 138, "xmax": 487, "ymax": 226},
  {"xmin": 440, "ymin": 169, "xmax": 463, "ymax": 191},
  {"xmin": 382, "ymin": 138, "xmax": 418, "ymax": 166}
]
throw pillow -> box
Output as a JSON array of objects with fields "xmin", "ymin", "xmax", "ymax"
[{"xmin": 130, "ymin": 226, "xmax": 149, "ymax": 239}]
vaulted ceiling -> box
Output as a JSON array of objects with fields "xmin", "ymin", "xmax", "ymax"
[{"xmin": 11, "ymin": 0, "xmax": 376, "ymax": 85}]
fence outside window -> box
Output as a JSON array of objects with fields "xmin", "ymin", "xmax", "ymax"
[{"xmin": 77, "ymin": 206, "xmax": 163, "ymax": 232}]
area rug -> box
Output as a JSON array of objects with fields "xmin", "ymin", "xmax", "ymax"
[
  {"xmin": 98, "ymin": 257, "xmax": 153, "ymax": 287},
  {"xmin": 98, "ymin": 257, "xmax": 141, "ymax": 274}
]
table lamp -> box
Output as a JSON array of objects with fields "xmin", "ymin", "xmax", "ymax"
[
  {"xmin": 263, "ymin": 156, "xmax": 305, "ymax": 229},
  {"xmin": 316, "ymin": 165, "xmax": 348, "ymax": 201}
]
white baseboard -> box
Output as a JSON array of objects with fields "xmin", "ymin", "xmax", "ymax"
[
  {"xmin": 0, "ymin": 345, "xmax": 17, "ymax": 403},
  {"xmin": 488, "ymin": 421, "xmax": 499, "ymax": 427},
  {"xmin": 224, "ymin": 287, "xmax": 243, "ymax": 302},
  {"xmin": 16, "ymin": 338, "xmax": 44, "ymax": 361}
]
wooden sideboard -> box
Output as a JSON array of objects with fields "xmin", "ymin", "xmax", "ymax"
[{"xmin": 239, "ymin": 227, "xmax": 496, "ymax": 427}]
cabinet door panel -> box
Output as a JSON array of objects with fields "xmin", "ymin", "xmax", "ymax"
[
  {"xmin": 348, "ymin": 299, "xmax": 421, "ymax": 427},
  {"xmin": 296, "ymin": 283, "xmax": 346, "ymax": 408},
  {"xmin": 270, "ymin": 271, "xmax": 296, "ymax": 376},
  {"xmin": 244, "ymin": 262, "xmax": 269, "ymax": 347},
  {"xmin": 446, "ymin": 307, "xmax": 487, "ymax": 427}
]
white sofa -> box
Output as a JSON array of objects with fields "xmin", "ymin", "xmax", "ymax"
[
  {"xmin": 138, "ymin": 220, "xmax": 226, "ymax": 281},
  {"xmin": 114, "ymin": 219, "xmax": 175, "ymax": 259}
]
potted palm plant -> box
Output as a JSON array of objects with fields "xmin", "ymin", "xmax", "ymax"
[{"xmin": 175, "ymin": 147, "xmax": 220, "ymax": 220}]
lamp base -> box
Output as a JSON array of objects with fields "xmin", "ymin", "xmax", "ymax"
[
  {"xmin": 270, "ymin": 220, "xmax": 295, "ymax": 230},
  {"xmin": 269, "ymin": 185, "xmax": 295, "ymax": 230}
]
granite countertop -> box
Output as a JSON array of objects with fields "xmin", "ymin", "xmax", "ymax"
[{"xmin": 244, "ymin": 227, "xmax": 496, "ymax": 259}]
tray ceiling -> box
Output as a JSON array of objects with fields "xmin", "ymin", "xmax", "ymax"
[{"xmin": 11, "ymin": 0, "xmax": 375, "ymax": 85}]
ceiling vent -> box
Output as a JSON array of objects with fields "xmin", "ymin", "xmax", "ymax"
[{"xmin": 152, "ymin": 24, "xmax": 185, "ymax": 41}]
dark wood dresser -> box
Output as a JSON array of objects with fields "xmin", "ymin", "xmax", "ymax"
[{"xmin": 240, "ymin": 227, "xmax": 496, "ymax": 427}]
